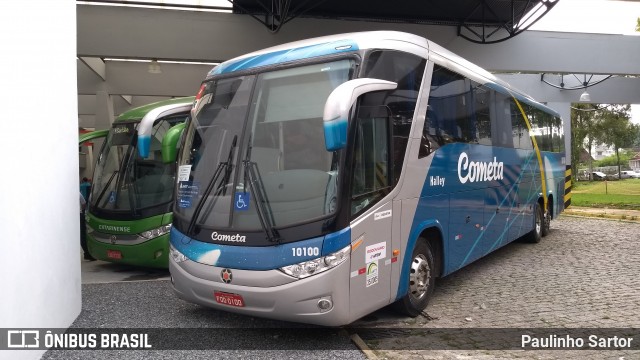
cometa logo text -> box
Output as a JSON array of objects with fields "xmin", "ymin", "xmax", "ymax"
[
  {"xmin": 211, "ymin": 232, "xmax": 246, "ymax": 243},
  {"xmin": 457, "ymin": 152, "xmax": 504, "ymax": 184}
]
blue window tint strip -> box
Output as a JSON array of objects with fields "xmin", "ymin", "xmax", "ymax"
[
  {"xmin": 209, "ymin": 40, "xmax": 359, "ymax": 76},
  {"xmin": 170, "ymin": 226, "xmax": 351, "ymax": 270}
]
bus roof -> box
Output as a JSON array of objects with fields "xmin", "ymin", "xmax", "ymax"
[
  {"xmin": 115, "ymin": 96, "xmax": 195, "ymax": 122},
  {"xmin": 206, "ymin": 31, "xmax": 559, "ymax": 118},
  {"xmin": 207, "ymin": 31, "xmax": 427, "ymax": 77}
]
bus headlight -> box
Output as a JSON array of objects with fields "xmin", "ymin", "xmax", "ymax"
[
  {"xmin": 169, "ymin": 244, "xmax": 188, "ymax": 263},
  {"xmin": 280, "ymin": 245, "xmax": 350, "ymax": 279},
  {"xmin": 138, "ymin": 224, "xmax": 172, "ymax": 240}
]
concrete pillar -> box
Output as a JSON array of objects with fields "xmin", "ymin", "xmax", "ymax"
[{"xmin": 0, "ymin": 2, "xmax": 81, "ymax": 359}]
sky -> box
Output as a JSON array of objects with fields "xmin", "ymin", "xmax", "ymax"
[
  {"xmin": 530, "ymin": 0, "xmax": 639, "ymax": 36},
  {"xmin": 529, "ymin": 0, "xmax": 640, "ymax": 124}
]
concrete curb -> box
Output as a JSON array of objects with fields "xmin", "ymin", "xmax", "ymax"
[
  {"xmin": 349, "ymin": 332, "xmax": 379, "ymax": 360},
  {"xmin": 560, "ymin": 213, "xmax": 640, "ymax": 224}
]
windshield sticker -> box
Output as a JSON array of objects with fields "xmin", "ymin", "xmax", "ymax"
[
  {"xmin": 235, "ymin": 192, "xmax": 250, "ymax": 211},
  {"xmin": 177, "ymin": 181, "xmax": 200, "ymax": 208},
  {"xmin": 108, "ymin": 191, "xmax": 116, "ymax": 204},
  {"xmin": 365, "ymin": 241, "xmax": 387, "ymax": 262},
  {"xmin": 177, "ymin": 165, "xmax": 192, "ymax": 182},
  {"xmin": 366, "ymin": 260, "xmax": 379, "ymax": 287}
]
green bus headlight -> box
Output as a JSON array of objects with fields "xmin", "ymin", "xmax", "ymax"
[{"xmin": 138, "ymin": 224, "xmax": 172, "ymax": 240}]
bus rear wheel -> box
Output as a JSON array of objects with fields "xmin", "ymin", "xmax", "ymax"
[
  {"xmin": 525, "ymin": 202, "xmax": 543, "ymax": 243},
  {"xmin": 392, "ymin": 239, "xmax": 435, "ymax": 317},
  {"xmin": 541, "ymin": 201, "xmax": 551, "ymax": 237}
]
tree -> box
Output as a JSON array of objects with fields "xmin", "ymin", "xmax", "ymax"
[
  {"xmin": 571, "ymin": 103, "xmax": 601, "ymax": 181},
  {"xmin": 637, "ymin": 17, "xmax": 640, "ymax": 32},
  {"xmin": 596, "ymin": 104, "xmax": 640, "ymax": 178}
]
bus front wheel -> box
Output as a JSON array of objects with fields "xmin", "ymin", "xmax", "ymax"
[{"xmin": 393, "ymin": 239, "xmax": 435, "ymax": 317}]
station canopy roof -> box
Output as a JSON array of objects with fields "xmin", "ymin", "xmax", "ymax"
[{"xmin": 230, "ymin": 0, "xmax": 559, "ymax": 43}]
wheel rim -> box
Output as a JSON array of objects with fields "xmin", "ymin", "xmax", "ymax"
[
  {"xmin": 535, "ymin": 207, "xmax": 542, "ymax": 235},
  {"xmin": 409, "ymin": 254, "xmax": 430, "ymax": 301},
  {"xmin": 544, "ymin": 207, "xmax": 551, "ymax": 229}
]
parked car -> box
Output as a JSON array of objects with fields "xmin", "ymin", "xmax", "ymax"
[
  {"xmin": 591, "ymin": 171, "xmax": 607, "ymax": 181},
  {"xmin": 615, "ymin": 170, "xmax": 640, "ymax": 179}
]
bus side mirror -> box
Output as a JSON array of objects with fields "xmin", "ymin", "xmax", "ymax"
[
  {"xmin": 161, "ymin": 122, "xmax": 187, "ymax": 164},
  {"xmin": 322, "ymin": 78, "xmax": 397, "ymax": 151},
  {"xmin": 138, "ymin": 103, "xmax": 194, "ymax": 158}
]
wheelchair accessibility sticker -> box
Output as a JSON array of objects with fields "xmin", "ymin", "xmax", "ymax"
[{"xmin": 235, "ymin": 192, "xmax": 250, "ymax": 211}]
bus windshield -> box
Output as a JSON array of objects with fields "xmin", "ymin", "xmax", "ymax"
[
  {"xmin": 91, "ymin": 115, "xmax": 187, "ymax": 215},
  {"xmin": 175, "ymin": 59, "xmax": 356, "ymax": 235}
]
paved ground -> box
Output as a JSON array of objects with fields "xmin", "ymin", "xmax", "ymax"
[
  {"xmin": 49, "ymin": 215, "xmax": 638, "ymax": 360},
  {"xmin": 80, "ymin": 258, "xmax": 169, "ymax": 284},
  {"xmin": 352, "ymin": 215, "xmax": 640, "ymax": 359}
]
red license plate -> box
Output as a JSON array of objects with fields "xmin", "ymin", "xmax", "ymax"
[
  {"xmin": 214, "ymin": 291, "xmax": 245, "ymax": 307},
  {"xmin": 107, "ymin": 250, "xmax": 122, "ymax": 259}
]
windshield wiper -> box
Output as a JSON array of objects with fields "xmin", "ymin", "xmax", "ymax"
[
  {"xmin": 95, "ymin": 170, "xmax": 118, "ymax": 208},
  {"xmin": 186, "ymin": 135, "xmax": 237, "ymax": 236},
  {"xmin": 242, "ymin": 136, "xmax": 280, "ymax": 243}
]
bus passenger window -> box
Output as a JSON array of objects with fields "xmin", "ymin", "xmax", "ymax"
[{"xmin": 362, "ymin": 50, "xmax": 426, "ymax": 184}]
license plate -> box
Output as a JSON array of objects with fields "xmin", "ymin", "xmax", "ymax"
[
  {"xmin": 107, "ymin": 250, "xmax": 122, "ymax": 259},
  {"xmin": 214, "ymin": 291, "xmax": 245, "ymax": 307}
]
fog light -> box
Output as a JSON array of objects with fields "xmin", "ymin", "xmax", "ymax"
[
  {"xmin": 317, "ymin": 298, "xmax": 333, "ymax": 312},
  {"xmin": 154, "ymin": 250, "xmax": 163, "ymax": 259}
]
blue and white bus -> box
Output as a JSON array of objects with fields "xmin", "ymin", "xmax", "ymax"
[{"xmin": 168, "ymin": 31, "xmax": 570, "ymax": 326}]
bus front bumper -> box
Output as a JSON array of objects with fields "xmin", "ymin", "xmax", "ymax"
[
  {"xmin": 169, "ymin": 257, "xmax": 351, "ymax": 326},
  {"xmin": 87, "ymin": 233, "xmax": 169, "ymax": 268}
]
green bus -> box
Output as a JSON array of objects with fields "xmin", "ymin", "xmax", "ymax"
[{"xmin": 80, "ymin": 97, "xmax": 194, "ymax": 268}]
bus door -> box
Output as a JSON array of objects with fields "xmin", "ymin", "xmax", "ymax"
[{"xmin": 348, "ymin": 106, "xmax": 394, "ymax": 319}]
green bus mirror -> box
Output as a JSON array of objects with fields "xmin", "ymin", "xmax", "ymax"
[
  {"xmin": 322, "ymin": 78, "xmax": 397, "ymax": 151},
  {"xmin": 162, "ymin": 122, "xmax": 186, "ymax": 164}
]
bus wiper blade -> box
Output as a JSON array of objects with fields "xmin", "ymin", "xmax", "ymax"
[
  {"xmin": 242, "ymin": 138, "xmax": 280, "ymax": 243},
  {"xmin": 215, "ymin": 134, "xmax": 237, "ymax": 197},
  {"xmin": 186, "ymin": 136, "xmax": 237, "ymax": 236},
  {"xmin": 95, "ymin": 171, "xmax": 118, "ymax": 208}
]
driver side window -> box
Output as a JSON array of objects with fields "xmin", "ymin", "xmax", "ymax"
[{"xmin": 351, "ymin": 106, "xmax": 391, "ymax": 217}]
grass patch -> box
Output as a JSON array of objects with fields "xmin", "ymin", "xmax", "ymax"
[
  {"xmin": 571, "ymin": 194, "xmax": 640, "ymax": 210},
  {"xmin": 571, "ymin": 179, "xmax": 640, "ymax": 210},
  {"xmin": 572, "ymin": 179, "xmax": 640, "ymax": 195}
]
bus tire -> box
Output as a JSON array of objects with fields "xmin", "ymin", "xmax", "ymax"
[
  {"xmin": 541, "ymin": 201, "xmax": 551, "ymax": 237},
  {"xmin": 525, "ymin": 202, "xmax": 543, "ymax": 243},
  {"xmin": 392, "ymin": 239, "xmax": 435, "ymax": 317}
]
